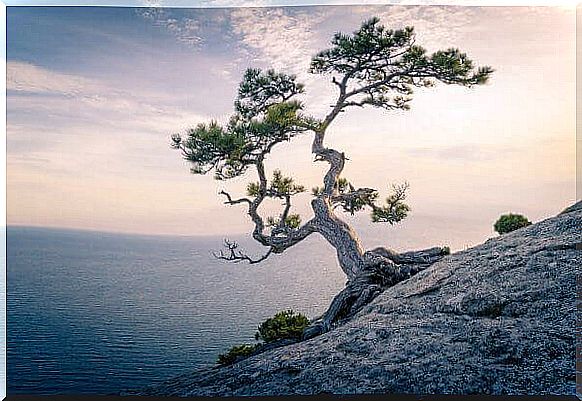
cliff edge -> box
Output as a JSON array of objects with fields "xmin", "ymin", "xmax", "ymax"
[{"xmin": 133, "ymin": 203, "xmax": 580, "ymax": 396}]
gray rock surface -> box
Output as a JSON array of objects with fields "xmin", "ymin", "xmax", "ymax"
[{"xmin": 132, "ymin": 203, "xmax": 580, "ymax": 396}]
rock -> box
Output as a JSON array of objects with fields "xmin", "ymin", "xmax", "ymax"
[
  {"xmin": 127, "ymin": 203, "xmax": 580, "ymax": 396},
  {"xmin": 559, "ymin": 200, "xmax": 582, "ymax": 215}
]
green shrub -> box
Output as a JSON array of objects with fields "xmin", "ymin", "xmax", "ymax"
[
  {"xmin": 216, "ymin": 310, "xmax": 309, "ymax": 366},
  {"xmin": 217, "ymin": 343, "xmax": 259, "ymax": 366},
  {"xmin": 255, "ymin": 310, "xmax": 310, "ymax": 343},
  {"xmin": 494, "ymin": 213, "xmax": 531, "ymax": 234}
]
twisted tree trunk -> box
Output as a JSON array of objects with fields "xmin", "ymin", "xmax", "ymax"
[
  {"xmin": 301, "ymin": 244, "xmax": 447, "ymax": 340},
  {"xmin": 302, "ymin": 127, "xmax": 448, "ymax": 340}
]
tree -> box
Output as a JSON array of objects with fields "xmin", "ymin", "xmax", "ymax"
[
  {"xmin": 171, "ymin": 17, "xmax": 493, "ymax": 339},
  {"xmin": 494, "ymin": 213, "xmax": 531, "ymax": 234}
]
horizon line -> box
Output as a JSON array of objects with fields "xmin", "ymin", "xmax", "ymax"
[{"xmin": 5, "ymin": 223, "xmax": 250, "ymax": 239}]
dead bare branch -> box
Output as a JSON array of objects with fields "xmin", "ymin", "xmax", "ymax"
[{"xmin": 212, "ymin": 239, "xmax": 274, "ymax": 264}]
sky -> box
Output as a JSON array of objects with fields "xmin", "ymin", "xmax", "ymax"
[
  {"xmin": 3, "ymin": 0, "xmax": 577, "ymax": 6},
  {"xmin": 6, "ymin": 4, "xmax": 577, "ymax": 251}
]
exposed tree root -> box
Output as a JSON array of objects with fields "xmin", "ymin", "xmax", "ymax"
[{"xmin": 302, "ymin": 246, "xmax": 449, "ymax": 340}]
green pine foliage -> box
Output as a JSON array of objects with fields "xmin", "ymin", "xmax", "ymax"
[
  {"xmin": 371, "ymin": 183, "xmax": 410, "ymax": 224},
  {"xmin": 284, "ymin": 214, "xmax": 302, "ymax": 229},
  {"xmin": 494, "ymin": 213, "xmax": 532, "ymax": 235},
  {"xmin": 173, "ymin": 17, "xmax": 493, "ymax": 231},
  {"xmin": 269, "ymin": 170, "xmax": 306, "ymax": 197},
  {"xmin": 171, "ymin": 69, "xmax": 313, "ymax": 180},
  {"xmin": 216, "ymin": 344, "xmax": 259, "ymax": 366},
  {"xmin": 266, "ymin": 214, "xmax": 302, "ymax": 229},
  {"xmin": 254, "ymin": 310, "xmax": 310, "ymax": 343},
  {"xmin": 310, "ymin": 17, "xmax": 492, "ymax": 113},
  {"xmin": 216, "ymin": 310, "xmax": 310, "ymax": 366},
  {"xmin": 247, "ymin": 170, "xmax": 305, "ymax": 198}
]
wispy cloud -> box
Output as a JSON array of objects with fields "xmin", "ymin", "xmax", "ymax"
[
  {"xmin": 366, "ymin": 5, "xmax": 478, "ymax": 50},
  {"xmin": 229, "ymin": 7, "xmax": 324, "ymax": 75},
  {"xmin": 224, "ymin": 5, "xmax": 491, "ymax": 116},
  {"xmin": 8, "ymin": 61, "xmax": 208, "ymax": 127},
  {"xmin": 134, "ymin": 0, "xmax": 576, "ymax": 8},
  {"xmin": 137, "ymin": 7, "xmax": 204, "ymax": 47},
  {"xmin": 7, "ymin": 61, "xmax": 210, "ymax": 176},
  {"xmin": 138, "ymin": 6, "xmax": 335, "ymax": 114},
  {"xmin": 229, "ymin": 7, "xmax": 337, "ymax": 116},
  {"xmin": 7, "ymin": 61, "xmax": 100, "ymax": 95}
]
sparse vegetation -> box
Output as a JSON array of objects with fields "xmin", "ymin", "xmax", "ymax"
[
  {"xmin": 217, "ymin": 310, "xmax": 309, "ymax": 366},
  {"xmin": 217, "ymin": 343, "xmax": 259, "ymax": 366},
  {"xmin": 494, "ymin": 213, "xmax": 531, "ymax": 235},
  {"xmin": 255, "ymin": 310, "xmax": 310, "ymax": 343}
]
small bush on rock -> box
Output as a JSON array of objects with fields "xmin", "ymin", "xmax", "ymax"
[
  {"xmin": 255, "ymin": 310, "xmax": 310, "ymax": 343},
  {"xmin": 216, "ymin": 309, "xmax": 310, "ymax": 366},
  {"xmin": 494, "ymin": 213, "xmax": 531, "ymax": 235},
  {"xmin": 217, "ymin": 344, "xmax": 259, "ymax": 366}
]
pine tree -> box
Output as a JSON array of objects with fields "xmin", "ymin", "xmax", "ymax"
[{"xmin": 171, "ymin": 18, "xmax": 493, "ymax": 338}]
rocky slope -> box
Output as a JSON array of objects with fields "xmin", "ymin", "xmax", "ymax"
[{"xmin": 132, "ymin": 203, "xmax": 580, "ymax": 396}]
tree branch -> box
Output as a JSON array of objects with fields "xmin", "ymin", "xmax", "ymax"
[
  {"xmin": 213, "ymin": 239, "xmax": 274, "ymax": 264},
  {"xmin": 219, "ymin": 190, "xmax": 252, "ymax": 206},
  {"xmin": 218, "ymin": 156, "xmax": 316, "ymax": 259},
  {"xmin": 279, "ymin": 194, "xmax": 292, "ymax": 227}
]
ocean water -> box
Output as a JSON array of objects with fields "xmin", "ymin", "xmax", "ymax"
[{"xmin": 7, "ymin": 226, "xmax": 346, "ymax": 395}]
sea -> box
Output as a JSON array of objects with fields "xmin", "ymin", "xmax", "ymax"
[{"xmin": 6, "ymin": 226, "xmax": 346, "ymax": 395}]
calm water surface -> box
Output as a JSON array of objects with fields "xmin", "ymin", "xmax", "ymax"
[{"xmin": 7, "ymin": 226, "xmax": 345, "ymax": 395}]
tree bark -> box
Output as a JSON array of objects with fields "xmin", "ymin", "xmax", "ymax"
[
  {"xmin": 302, "ymin": 245, "xmax": 448, "ymax": 340},
  {"xmin": 311, "ymin": 197, "xmax": 367, "ymax": 280},
  {"xmin": 302, "ymin": 126, "xmax": 448, "ymax": 340}
]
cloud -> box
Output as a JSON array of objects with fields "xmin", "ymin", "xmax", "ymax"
[
  {"xmin": 7, "ymin": 61, "xmax": 209, "ymax": 125},
  {"xmin": 137, "ymin": 7, "xmax": 204, "ymax": 47},
  {"xmin": 7, "ymin": 62, "xmax": 211, "ymax": 179},
  {"xmin": 329, "ymin": 5, "xmax": 480, "ymax": 52},
  {"xmin": 136, "ymin": 6, "xmax": 334, "ymax": 112},
  {"xmin": 225, "ymin": 5, "xmax": 493, "ymax": 117},
  {"xmin": 134, "ymin": 5, "xmax": 495, "ymax": 119},
  {"xmin": 136, "ymin": 0, "xmax": 575, "ymax": 7},
  {"xmin": 229, "ymin": 7, "xmax": 340, "ymax": 116},
  {"xmin": 229, "ymin": 8, "xmax": 324, "ymax": 75},
  {"xmin": 7, "ymin": 61, "xmax": 100, "ymax": 95},
  {"xmin": 7, "ymin": 5, "xmax": 575, "ymax": 236}
]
